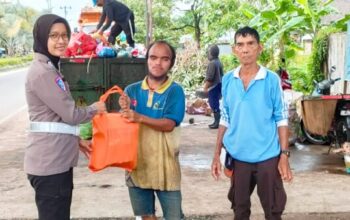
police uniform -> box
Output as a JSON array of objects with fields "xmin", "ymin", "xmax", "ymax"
[{"xmin": 24, "ymin": 53, "xmax": 98, "ymax": 219}]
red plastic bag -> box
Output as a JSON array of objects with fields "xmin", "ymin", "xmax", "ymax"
[
  {"xmin": 65, "ymin": 32, "xmax": 98, "ymax": 57},
  {"xmin": 89, "ymin": 85, "xmax": 139, "ymax": 172}
]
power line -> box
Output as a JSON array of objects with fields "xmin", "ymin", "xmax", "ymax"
[
  {"xmin": 46, "ymin": 0, "xmax": 52, "ymax": 12},
  {"xmin": 60, "ymin": 5, "xmax": 72, "ymax": 19}
]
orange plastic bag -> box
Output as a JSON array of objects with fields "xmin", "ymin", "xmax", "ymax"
[{"xmin": 89, "ymin": 85, "xmax": 139, "ymax": 172}]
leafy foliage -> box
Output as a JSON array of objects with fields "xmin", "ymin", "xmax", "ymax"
[
  {"xmin": 171, "ymin": 42, "xmax": 207, "ymax": 91},
  {"xmin": 0, "ymin": 55, "xmax": 33, "ymax": 68},
  {"xmin": 0, "ymin": 3, "xmax": 38, "ymax": 56},
  {"xmin": 122, "ymin": 0, "xmax": 180, "ymax": 46},
  {"xmin": 288, "ymin": 54, "xmax": 312, "ymax": 94},
  {"xmin": 220, "ymin": 54, "xmax": 238, "ymax": 73},
  {"xmin": 306, "ymin": 27, "xmax": 339, "ymax": 92}
]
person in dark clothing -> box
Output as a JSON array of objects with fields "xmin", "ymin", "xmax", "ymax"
[
  {"xmin": 94, "ymin": 0, "xmax": 135, "ymax": 47},
  {"xmin": 204, "ymin": 45, "xmax": 223, "ymax": 129}
]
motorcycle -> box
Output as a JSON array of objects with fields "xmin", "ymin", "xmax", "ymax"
[
  {"xmin": 277, "ymin": 66, "xmax": 292, "ymax": 90},
  {"xmin": 300, "ymin": 66, "xmax": 350, "ymax": 149}
]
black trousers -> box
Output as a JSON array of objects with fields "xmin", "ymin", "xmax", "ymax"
[
  {"xmin": 28, "ymin": 168, "xmax": 73, "ymax": 220},
  {"xmin": 108, "ymin": 12, "xmax": 135, "ymax": 47},
  {"xmin": 228, "ymin": 157, "xmax": 286, "ymax": 220},
  {"xmin": 208, "ymin": 83, "xmax": 221, "ymax": 113}
]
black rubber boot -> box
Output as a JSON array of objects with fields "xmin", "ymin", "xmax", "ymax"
[{"xmin": 209, "ymin": 112, "xmax": 220, "ymax": 129}]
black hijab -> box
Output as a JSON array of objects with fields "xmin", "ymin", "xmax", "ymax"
[{"xmin": 33, "ymin": 14, "xmax": 71, "ymax": 70}]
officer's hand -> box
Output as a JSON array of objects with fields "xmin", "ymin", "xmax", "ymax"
[
  {"xmin": 79, "ymin": 139, "xmax": 92, "ymax": 159},
  {"xmin": 93, "ymin": 101, "xmax": 106, "ymax": 114},
  {"xmin": 119, "ymin": 94, "xmax": 131, "ymax": 110},
  {"xmin": 211, "ymin": 154, "xmax": 222, "ymax": 181}
]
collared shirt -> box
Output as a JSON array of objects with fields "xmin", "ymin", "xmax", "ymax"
[
  {"xmin": 125, "ymin": 77, "xmax": 185, "ymax": 126},
  {"xmin": 124, "ymin": 77, "xmax": 185, "ymax": 190},
  {"xmin": 220, "ymin": 66, "xmax": 288, "ymax": 163},
  {"xmin": 24, "ymin": 53, "xmax": 97, "ymax": 176}
]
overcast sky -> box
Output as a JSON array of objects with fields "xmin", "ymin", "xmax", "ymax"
[{"xmin": 17, "ymin": 0, "xmax": 93, "ymax": 28}]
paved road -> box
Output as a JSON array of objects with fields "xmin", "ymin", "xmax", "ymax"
[{"xmin": 0, "ymin": 68, "xmax": 27, "ymax": 124}]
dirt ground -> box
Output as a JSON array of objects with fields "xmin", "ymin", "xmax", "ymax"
[{"xmin": 0, "ymin": 110, "xmax": 350, "ymax": 219}]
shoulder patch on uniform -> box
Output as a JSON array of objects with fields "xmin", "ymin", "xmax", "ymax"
[{"xmin": 55, "ymin": 76, "xmax": 66, "ymax": 91}]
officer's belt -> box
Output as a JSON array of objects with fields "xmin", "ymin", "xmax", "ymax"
[{"xmin": 29, "ymin": 121, "xmax": 80, "ymax": 136}]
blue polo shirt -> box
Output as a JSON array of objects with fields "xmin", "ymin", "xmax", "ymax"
[
  {"xmin": 220, "ymin": 66, "xmax": 288, "ymax": 163},
  {"xmin": 124, "ymin": 77, "xmax": 185, "ymax": 126}
]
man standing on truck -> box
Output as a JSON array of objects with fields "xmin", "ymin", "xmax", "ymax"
[{"xmin": 92, "ymin": 0, "xmax": 135, "ymax": 47}]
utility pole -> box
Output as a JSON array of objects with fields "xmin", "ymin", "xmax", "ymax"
[
  {"xmin": 145, "ymin": 0, "xmax": 153, "ymax": 47},
  {"xmin": 60, "ymin": 6, "xmax": 72, "ymax": 19},
  {"xmin": 46, "ymin": 0, "xmax": 53, "ymax": 13}
]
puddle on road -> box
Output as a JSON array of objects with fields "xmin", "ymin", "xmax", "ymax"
[
  {"xmin": 291, "ymin": 142, "xmax": 347, "ymax": 175},
  {"xmin": 179, "ymin": 141, "xmax": 348, "ymax": 174},
  {"xmin": 181, "ymin": 142, "xmax": 349, "ymax": 174}
]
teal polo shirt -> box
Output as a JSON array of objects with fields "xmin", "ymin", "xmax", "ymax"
[{"xmin": 124, "ymin": 77, "xmax": 185, "ymax": 126}]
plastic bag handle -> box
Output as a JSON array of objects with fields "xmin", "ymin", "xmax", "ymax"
[{"xmin": 100, "ymin": 85, "xmax": 125, "ymax": 103}]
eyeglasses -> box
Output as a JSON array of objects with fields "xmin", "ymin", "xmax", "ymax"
[{"xmin": 48, "ymin": 33, "xmax": 69, "ymax": 42}]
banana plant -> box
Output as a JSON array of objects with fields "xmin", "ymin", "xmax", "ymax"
[{"xmin": 244, "ymin": 0, "xmax": 338, "ymax": 66}]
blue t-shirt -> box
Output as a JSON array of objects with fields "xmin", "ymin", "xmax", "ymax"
[
  {"xmin": 125, "ymin": 77, "xmax": 185, "ymax": 126},
  {"xmin": 220, "ymin": 66, "xmax": 288, "ymax": 163}
]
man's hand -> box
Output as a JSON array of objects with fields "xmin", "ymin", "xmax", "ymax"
[
  {"xmin": 79, "ymin": 139, "xmax": 92, "ymax": 159},
  {"xmin": 203, "ymin": 82, "xmax": 209, "ymax": 94},
  {"xmin": 211, "ymin": 154, "xmax": 222, "ymax": 181},
  {"xmin": 121, "ymin": 109, "xmax": 143, "ymax": 123},
  {"xmin": 119, "ymin": 94, "xmax": 131, "ymax": 110},
  {"xmin": 278, "ymin": 155, "xmax": 293, "ymax": 182},
  {"xmin": 89, "ymin": 29, "xmax": 97, "ymax": 34}
]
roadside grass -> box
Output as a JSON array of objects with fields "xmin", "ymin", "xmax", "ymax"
[{"xmin": 0, "ymin": 55, "xmax": 33, "ymax": 71}]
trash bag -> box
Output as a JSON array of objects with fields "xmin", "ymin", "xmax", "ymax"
[
  {"xmin": 65, "ymin": 32, "xmax": 97, "ymax": 57},
  {"xmin": 97, "ymin": 46, "xmax": 117, "ymax": 58}
]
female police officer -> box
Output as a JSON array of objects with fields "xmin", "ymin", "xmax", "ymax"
[{"xmin": 24, "ymin": 14, "xmax": 105, "ymax": 220}]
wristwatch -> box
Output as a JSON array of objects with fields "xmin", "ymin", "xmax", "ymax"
[{"xmin": 281, "ymin": 150, "xmax": 290, "ymax": 157}]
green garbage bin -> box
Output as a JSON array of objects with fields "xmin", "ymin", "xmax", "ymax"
[
  {"xmin": 60, "ymin": 57, "xmax": 147, "ymax": 111},
  {"xmin": 60, "ymin": 57, "xmax": 106, "ymax": 107},
  {"xmin": 60, "ymin": 57, "xmax": 106, "ymax": 90},
  {"xmin": 106, "ymin": 58, "xmax": 147, "ymax": 111}
]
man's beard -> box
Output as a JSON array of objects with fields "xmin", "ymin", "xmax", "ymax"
[{"xmin": 148, "ymin": 71, "xmax": 168, "ymax": 82}]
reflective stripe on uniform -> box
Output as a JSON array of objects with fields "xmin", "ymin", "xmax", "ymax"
[{"xmin": 29, "ymin": 121, "xmax": 80, "ymax": 136}]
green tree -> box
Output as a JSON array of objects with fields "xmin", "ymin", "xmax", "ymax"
[
  {"xmin": 0, "ymin": 3, "xmax": 38, "ymax": 56},
  {"xmin": 122, "ymin": 0, "xmax": 180, "ymax": 46},
  {"xmin": 173, "ymin": 0, "xmax": 207, "ymax": 48}
]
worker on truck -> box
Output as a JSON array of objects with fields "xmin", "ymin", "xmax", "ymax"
[{"xmin": 91, "ymin": 0, "xmax": 135, "ymax": 48}]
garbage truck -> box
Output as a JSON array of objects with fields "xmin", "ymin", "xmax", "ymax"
[
  {"xmin": 78, "ymin": 6, "xmax": 102, "ymax": 34},
  {"xmin": 61, "ymin": 4, "xmax": 147, "ymax": 111},
  {"xmin": 61, "ymin": 57, "xmax": 147, "ymax": 111}
]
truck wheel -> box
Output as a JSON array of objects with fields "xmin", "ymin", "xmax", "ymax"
[{"xmin": 300, "ymin": 120, "xmax": 328, "ymax": 145}]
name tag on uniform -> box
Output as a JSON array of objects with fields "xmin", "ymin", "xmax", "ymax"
[{"xmin": 55, "ymin": 76, "xmax": 66, "ymax": 91}]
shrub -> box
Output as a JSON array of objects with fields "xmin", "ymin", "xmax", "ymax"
[
  {"xmin": 220, "ymin": 54, "xmax": 238, "ymax": 73},
  {"xmin": 0, "ymin": 55, "xmax": 33, "ymax": 68},
  {"xmin": 172, "ymin": 42, "xmax": 207, "ymax": 92}
]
